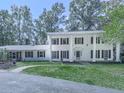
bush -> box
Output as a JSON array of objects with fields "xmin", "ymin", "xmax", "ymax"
[
  {"xmin": 0, "ymin": 48, "xmax": 9, "ymax": 62},
  {"xmin": 121, "ymin": 56, "xmax": 124, "ymax": 63}
]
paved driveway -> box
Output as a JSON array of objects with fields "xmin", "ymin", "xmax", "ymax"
[{"xmin": 0, "ymin": 72, "xmax": 124, "ymax": 93}]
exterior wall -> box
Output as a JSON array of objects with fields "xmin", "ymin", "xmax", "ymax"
[
  {"xmin": 5, "ymin": 45, "xmax": 50, "ymax": 61},
  {"xmin": 21, "ymin": 50, "xmax": 50, "ymax": 61},
  {"xmin": 48, "ymin": 32, "xmax": 115, "ymax": 62},
  {"xmin": 0, "ymin": 31, "xmax": 120, "ymax": 62}
]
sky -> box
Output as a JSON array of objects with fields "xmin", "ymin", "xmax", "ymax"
[{"xmin": 0, "ymin": 0, "xmax": 70, "ymax": 19}]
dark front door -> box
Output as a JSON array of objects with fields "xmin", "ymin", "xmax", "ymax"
[{"xmin": 76, "ymin": 51, "xmax": 81, "ymax": 60}]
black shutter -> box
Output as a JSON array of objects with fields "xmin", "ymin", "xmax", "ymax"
[
  {"xmin": 102, "ymin": 50, "xmax": 104, "ymax": 58},
  {"xmin": 91, "ymin": 50, "xmax": 93, "ymax": 58},
  {"xmin": 91, "ymin": 37, "xmax": 93, "ymax": 44},
  {"xmin": 82, "ymin": 37, "xmax": 84, "ymax": 44},
  {"xmin": 109, "ymin": 50, "xmax": 111, "ymax": 58}
]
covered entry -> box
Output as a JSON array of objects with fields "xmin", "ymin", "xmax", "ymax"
[
  {"xmin": 74, "ymin": 50, "xmax": 83, "ymax": 61},
  {"xmin": 75, "ymin": 51, "xmax": 81, "ymax": 60}
]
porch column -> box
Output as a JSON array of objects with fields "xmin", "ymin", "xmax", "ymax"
[
  {"xmin": 69, "ymin": 35, "xmax": 73, "ymax": 62},
  {"xmin": 93, "ymin": 35, "xmax": 96, "ymax": 62},
  {"xmin": 116, "ymin": 43, "xmax": 120, "ymax": 62},
  {"xmin": 33, "ymin": 50, "xmax": 37, "ymax": 60},
  {"xmin": 21, "ymin": 51, "xmax": 25, "ymax": 61},
  {"xmin": 48, "ymin": 35, "xmax": 52, "ymax": 62}
]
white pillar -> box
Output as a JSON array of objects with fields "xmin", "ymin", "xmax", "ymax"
[
  {"xmin": 33, "ymin": 50, "xmax": 37, "ymax": 60},
  {"xmin": 21, "ymin": 51, "xmax": 25, "ymax": 61},
  {"xmin": 111, "ymin": 46, "xmax": 114, "ymax": 61},
  {"xmin": 93, "ymin": 35, "xmax": 96, "ymax": 62},
  {"xmin": 69, "ymin": 35, "xmax": 73, "ymax": 62},
  {"xmin": 48, "ymin": 35, "xmax": 52, "ymax": 62},
  {"xmin": 116, "ymin": 43, "xmax": 120, "ymax": 62}
]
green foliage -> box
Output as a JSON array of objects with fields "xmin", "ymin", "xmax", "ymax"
[
  {"xmin": 66, "ymin": 0, "xmax": 103, "ymax": 31},
  {"xmin": 0, "ymin": 48, "xmax": 9, "ymax": 61},
  {"xmin": 11, "ymin": 5, "xmax": 34, "ymax": 45},
  {"xmin": 103, "ymin": 5, "xmax": 124, "ymax": 43},
  {"xmin": 1, "ymin": 1, "xmax": 124, "ymax": 45},
  {"xmin": 34, "ymin": 3, "xmax": 66, "ymax": 44},
  {"xmin": 0, "ymin": 10, "xmax": 16, "ymax": 45}
]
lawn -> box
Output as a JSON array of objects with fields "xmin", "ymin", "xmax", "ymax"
[{"xmin": 23, "ymin": 63, "xmax": 124, "ymax": 90}]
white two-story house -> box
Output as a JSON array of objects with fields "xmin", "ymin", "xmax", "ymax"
[{"xmin": 0, "ymin": 31, "xmax": 121, "ymax": 62}]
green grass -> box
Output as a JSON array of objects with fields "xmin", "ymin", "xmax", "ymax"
[{"xmin": 23, "ymin": 63, "xmax": 124, "ymax": 90}]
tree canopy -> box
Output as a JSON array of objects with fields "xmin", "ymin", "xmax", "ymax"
[
  {"xmin": 103, "ymin": 5, "xmax": 124, "ymax": 43},
  {"xmin": 66, "ymin": 0, "xmax": 103, "ymax": 31},
  {"xmin": 0, "ymin": 0, "xmax": 123, "ymax": 45}
]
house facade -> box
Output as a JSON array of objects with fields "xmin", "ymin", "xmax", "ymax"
[{"xmin": 0, "ymin": 31, "xmax": 121, "ymax": 62}]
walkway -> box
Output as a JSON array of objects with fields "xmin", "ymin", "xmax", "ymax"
[{"xmin": 11, "ymin": 65, "xmax": 41, "ymax": 73}]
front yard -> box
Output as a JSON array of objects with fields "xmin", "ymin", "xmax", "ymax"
[{"xmin": 16, "ymin": 62, "xmax": 124, "ymax": 90}]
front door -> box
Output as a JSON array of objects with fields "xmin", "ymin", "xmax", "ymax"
[{"xmin": 76, "ymin": 51, "xmax": 81, "ymax": 60}]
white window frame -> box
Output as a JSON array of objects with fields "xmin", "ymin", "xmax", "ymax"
[
  {"xmin": 61, "ymin": 51, "xmax": 69, "ymax": 59},
  {"xmin": 75, "ymin": 37, "xmax": 84, "ymax": 44},
  {"xmin": 25, "ymin": 51, "xmax": 33, "ymax": 58},
  {"xmin": 60, "ymin": 38, "xmax": 69, "ymax": 45},
  {"xmin": 52, "ymin": 51, "xmax": 59, "ymax": 59},
  {"xmin": 51, "ymin": 38, "xmax": 59, "ymax": 45},
  {"xmin": 37, "ymin": 51, "xmax": 45, "ymax": 58}
]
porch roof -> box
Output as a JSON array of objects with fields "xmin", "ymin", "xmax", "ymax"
[{"xmin": 0, "ymin": 45, "xmax": 48, "ymax": 51}]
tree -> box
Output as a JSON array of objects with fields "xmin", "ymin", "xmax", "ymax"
[
  {"xmin": 66, "ymin": 0, "xmax": 103, "ymax": 31},
  {"xmin": 104, "ymin": 0, "xmax": 124, "ymax": 11},
  {"xmin": 103, "ymin": 5, "xmax": 124, "ymax": 43},
  {"xmin": 34, "ymin": 3, "xmax": 66, "ymax": 44},
  {"xmin": 0, "ymin": 10, "xmax": 15, "ymax": 46},
  {"xmin": 11, "ymin": 5, "xmax": 22, "ymax": 45},
  {"xmin": 0, "ymin": 48, "xmax": 10, "ymax": 61},
  {"xmin": 21, "ymin": 6, "xmax": 34, "ymax": 45},
  {"xmin": 101, "ymin": 0, "xmax": 124, "ymax": 27},
  {"xmin": 11, "ymin": 5, "xmax": 34, "ymax": 45}
]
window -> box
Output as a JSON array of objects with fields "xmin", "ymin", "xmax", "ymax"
[
  {"xmin": 91, "ymin": 37, "xmax": 93, "ymax": 44},
  {"xmin": 96, "ymin": 50, "xmax": 100, "ymax": 58},
  {"xmin": 96, "ymin": 37, "xmax": 100, "ymax": 44},
  {"xmin": 101, "ymin": 50, "xmax": 111, "ymax": 59},
  {"xmin": 51, "ymin": 38, "xmax": 59, "ymax": 45},
  {"xmin": 104, "ymin": 50, "xmax": 108, "ymax": 59},
  {"xmin": 9, "ymin": 52, "xmax": 13, "ymax": 59},
  {"xmin": 61, "ymin": 51, "xmax": 69, "ymax": 59},
  {"xmin": 37, "ymin": 51, "xmax": 45, "ymax": 58},
  {"xmin": 25, "ymin": 51, "xmax": 33, "ymax": 58},
  {"xmin": 60, "ymin": 38, "xmax": 69, "ymax": 45},
  {"xmin": 75, "ymin": 37, "xmax": 84, "ymax": 44},
  {"xmin": 52, "ymin": 51, "xmax": 59, "ymax": 59},
  {"xmin": 91, "ymin": 50, "xmax": 93, "ymax": 58}
]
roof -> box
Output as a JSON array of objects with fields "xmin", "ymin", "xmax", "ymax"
[
  {"xmin": 47, "ymin": 30, "xmax": 104, "ymax": 35},
  {"xmin": 0, "ymin": 45, "xmax": 48, "ymax": 51}
]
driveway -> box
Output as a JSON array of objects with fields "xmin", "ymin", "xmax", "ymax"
[{"xmin": 0, "ymin": 72, "xmax": 123, "ymax": 93}]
